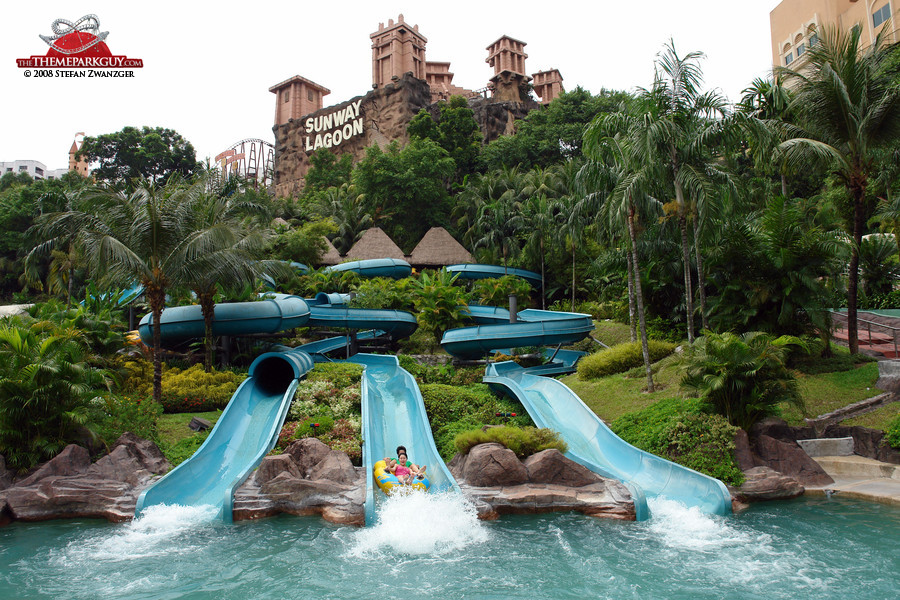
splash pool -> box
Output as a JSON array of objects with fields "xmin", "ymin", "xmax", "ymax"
[{"xmin": 2, "ymin": 494, "xmax": 898, "ymax": 600}]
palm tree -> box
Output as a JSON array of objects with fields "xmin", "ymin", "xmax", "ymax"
[
  {"xmin": 27, "ymin": 176, "xmax": 235, "ymax": 402},
  {"xmin": 583, "ymin": 119, "xmax": 663, "ymax": 392},
  {"xmin": 738, "ymin": 76, "xmax": 794, "ymax": 197},
  {"xmin": 0, "ymin": 321, "xmax": 108, "ymax": 469},
  {"xmin": 175, "ymin": 177, "xmax": 276, "ymax": 371},
  {"xmin": 680, "ymin": 331, "xmax": 805, "ymax": 430},
  {"xmin": 318, "ymin": 183, "xmax": 371, "ymax": 254},
  {"xmin": 624, "ymin": 40, "xmax": 730, "ymax": 342},
  {"xmin": 778, "ymin": 24, "xmax": 900, "ymax": 354}
]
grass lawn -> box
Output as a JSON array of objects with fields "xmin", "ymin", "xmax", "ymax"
[
  {"xmin": 159, "ymin": 410, "xmax": 222, "ymax": 447},
  {"xmin": 781, "ymin": 362, "xmax": 881, "ymax": 426},
  {"xmin": 591, "ymin": 320, "xmax": 635, "ymax": 347},
  {"xmin": 559, "ymin": 355, "xmax": 684, "ymax": 423},
  {"xmin": 843, "ymin": 400, "xmax": 900, "ymax": 429}
]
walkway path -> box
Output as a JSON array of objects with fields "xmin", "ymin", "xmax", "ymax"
[
  {"xmin": 832, "ymin": 311, "xmax": 900, "ymax": 358},
  {"xmin": 0, "ymin": 304, "xmax": 31, "ymax": 318},
  {"xmin": 806, "ymin": 456, "xmax": 900, "ymax": 506}
]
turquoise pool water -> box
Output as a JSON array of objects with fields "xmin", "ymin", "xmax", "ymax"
[{"xmin": 2, "ymin": 493, "xmax": 899, "ymax": 599}]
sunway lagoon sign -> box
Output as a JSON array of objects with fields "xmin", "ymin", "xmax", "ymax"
[{"xmin": 302, "ymin": 99, "xmax": 364, "ymax": 152}]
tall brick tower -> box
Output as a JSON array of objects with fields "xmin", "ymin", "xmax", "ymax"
[
  {"xmin": 486, "ymin": 35, "xmax": 530, "ymax": 102},
  {"xmin": 370, "ymin": 14, "xmax": 427, "ymax": 89},
  {"xmin": 269, "ymin": 75, "xmax": 331, "ymax": 127}
]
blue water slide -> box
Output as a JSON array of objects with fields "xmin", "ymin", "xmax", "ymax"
[
  {"xmin": 441, "ymin": 308, "xmax": 595, "ymax": 360},
  {"xmin": 445, "ymin": 263, "xmax": 543, "ymax": 288},
  {"xmin": 325, "ymin": 258, "xmax": 412, "ymax": 279},
  {"xmin": 351, "ymin": 354, "xmax": 460, "ymax": 525},
  {"xmin": 483, "ymin": 361, "xmax": 732, "ymax": 517},
  {"xmin": 137, "ymin": 296, "xmax": 311, "ymax": 344},
  {"xmin": 135, "ymin": 348, "xmax": 315, "ymax": 521}
]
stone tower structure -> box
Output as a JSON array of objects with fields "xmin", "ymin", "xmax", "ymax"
[
  {"xmin": 371, "ymin": 15, "xmax": 428, "ymax": 89},
  {"xmin": 269, "ymin": 75, "xmax": 331, "ymax": 127},
  {"xmin": 68, "ymin": 133, "xmax": 89, "ymax": 176},
  {"xmin": 486, "ymin": 35, "xmax": 531, "ymax": 102},
  {"xmin": 532, "ymin": 69, "xmax": 564, "ymax": 105}
]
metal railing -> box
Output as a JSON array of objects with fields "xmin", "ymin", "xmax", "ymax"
[{"xmin": 829, "ymin": 310, "xmax": 900, "ymax": 356}]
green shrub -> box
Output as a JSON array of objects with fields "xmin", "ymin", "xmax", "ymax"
[
  {"xmin": 119, "ymin": 360, "xmax": 244, "ymax": 412},
  {"xmin": 421, "ymin": 383, "xmax": 532, "ymax": 460},
  {"xmin": 664, "ymin": 413, "xmax": 744, "ymax": 486},
  {"xmin": 577, "ymin": 340, "xmax": 677, "ymax": 380},
  {"xmin": 610, "ymin": 397, "xmax": 744, "ymax": 486},
  {"xmin": 92, "ymin": 393, "xmax": 163, "ymax": 445},
  {"xmin": 306, "ymin": 362, "xmax": 364, "ymax": 389},
  {"xmin": 350, "ymin": 277, "xmax": 413, "ymax": 311},
  {"xmin": 471, "ymin": 276, "xmax": 532, "ymax": 308},
  {"xmin": 453, "ymin": 426, "xmax": 567, "ymax": 458},
  {"xmin": 886, "ymin": 413, "xmax": 900, "ymax": 449}
]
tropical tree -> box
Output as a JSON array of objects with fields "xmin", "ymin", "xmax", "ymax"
[
  {"xmin": 583, "ymin": 116, "xmax": 663, "ymax": 392},
  {"xmin": 27, "ymin": 176, "xmax": 237, "ymax": 402},
  {"xmin": 76, "ymin": 126, "xmax": 198, "ymax": 186},
  {"xmin": 620, "ymin": 40, "xmax": 731, "ymax": 342},
  {"xmin": 680, "ymin": 331, "xmax": 806, "ymax": 430},
  {"xmin": 778, "ymin": 24, "xmax": 900, "ymax": 354}
]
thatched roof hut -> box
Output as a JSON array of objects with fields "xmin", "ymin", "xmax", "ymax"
[
  {"xmin": 344, "ymin": 227, "xmax": 406, "ymax": 261},
  {"xmin": 408, "ymin": 227, "xmax": 473, "ymax": 268},
  {"xmin": 317, "ymin": 237, "xmax": 343, "ymax": 266}
]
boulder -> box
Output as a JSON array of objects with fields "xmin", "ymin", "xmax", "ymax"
[
  {"xmin": 732, "ymin": 466, "xmax": 804, "ymax": 502},
  {"xmin": 111, "ymin": 432, "xmax": 170, "ymax": 475},
  {"xmin": 754, "ymin": 435, "xmax": 834, "ymax": 486},
  {"xmin": 461, "ymin": 443, "xmax": 528, "ymax": 487},
  {"xmin": 0, "ymin": 455, "xmax": 13, "ymax": 491},
  {"xmin": 253, "ymin": 472, "xmax": 364, "ymax": 526},
  {"xmin": 255, "ymin": 454, "xmax": 301, "ymax": 486},
  {"xmin": 460, "ymin": 480, "xmax": 636, "ymax": 521},
  {"xmin": 285, "ymin": 438, "xmax": 332, "ymax": 478},
  {"xmin": 3, "ymin": 476, "xmax": 138, "ymax": 522},
  {"xmin": 732, "ymin": 429, "xmax": 758, "ymax": 471},
  {"xmin": 309, "ymin": 451, "xmax": 358, "ymax": 486},
  {"xmin": 16, "ymin": 445, "xmax": 92, "ymax": 487},
  {"xmin": 523, "ymin": 449, "xmax": 601, "ymax": 487}
]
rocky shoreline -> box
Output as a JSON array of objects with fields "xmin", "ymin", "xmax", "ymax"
[{"xmin": 3, "ymin": 421, "xmax": 898, "ymax": 527}]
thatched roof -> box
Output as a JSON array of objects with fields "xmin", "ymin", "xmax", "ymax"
[
  {"xmin": 408, "ymin": 227, "xmax": 473, "ymax": 267},
  {"xmin": 317, "ymin": 236, "xmax": 343, "ymax": 266},
  {"xmin": 344, "ymin": 227, "xmax": 406, "ymax": 261}
]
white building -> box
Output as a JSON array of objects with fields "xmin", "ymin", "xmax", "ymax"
[{"xmin": 0, "ymin": 160, "xmax": 68, "ymax": 180}]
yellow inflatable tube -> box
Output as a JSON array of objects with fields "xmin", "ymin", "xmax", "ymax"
[{"xmin": 373, "ymin": 459, "xmax": 429, "ymax": 495}]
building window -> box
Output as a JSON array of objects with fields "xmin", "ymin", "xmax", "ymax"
[
  {"xmin": 307, "ymin": 90, "xmax": 313, "ymax": 101},
  {"xmin": 35, "ymin": 167, "xmax": 43, "ymax": 176},
  {"xmin": 873, "ymin": 4, "xmax": 891, "ymax": 28},
  {"xmin": 796, "ymin": 43, "xmax": 806, "ymax": 57},
  {"xmin": 19, "ymin": 165, "xmax": 27, "ymax": 171},
  {"xmin": 785, "ymin": 52, "xmax": 794, "ymax": 65},
  {"xmin": 809, "ymin": 32, "xmax": 819, "ymax": 46},
  {"xmin": 283, "ymin": 90, "xmax": 289, "ymax": 103}
]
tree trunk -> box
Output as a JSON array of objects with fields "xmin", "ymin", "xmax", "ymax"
[
  {"xmin": 679, "ymin": 213, "xmax": 695, "ymax": 343},
  {"xmin": 625, "ymin": 248, "xmax": 637, "ymax": 343},
  {"xmin": 847, "ymin": 187, "xmax": 866, "ymax": 355},
  {"xmin": 628, "ymin": 204, "xmax": 654, "ymax": 393},
  {"xmin": 199, "ymin": 291, "xmax": 216, "ymax": 372},
  {"xmin": 691, "ymin": 210, "xmax": 709, "ymax": 331},
  {"xmin": 674, "ymin": 175, "xmax": 695, "ymax": 343},
  {"xmin": 571, "ymin": 243, "xmax": 576, "ymax": 312},
  {"xmin": 148, "ymin": 287, "xmax": 165, "ymax": 404},
  {"xmin": 540, "ymin": 237, "xmax": 546, "ymax": 310},
  {"xmin": 781, "ymin": 173, "xmax": 788, "ymax": 198}
]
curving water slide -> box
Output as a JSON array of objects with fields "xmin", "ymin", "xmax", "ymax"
[
  {"xmin": 441, "ymin": 303, "xmax": 733, "ymax": 518},
  {"xmin": 134, "ymin": 274, "xmax": 423, "ymax": 521}
]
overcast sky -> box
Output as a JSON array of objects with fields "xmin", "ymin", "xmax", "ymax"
[{"xmin": 1, "ymin": 1, "xmax": 783, "ymax": 171}]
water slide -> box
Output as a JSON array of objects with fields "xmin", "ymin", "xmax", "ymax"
[
  {"xmin": 325, "ymin": 258, "xmax": 412, "ymax": 279},
  {"xmin": 445, "ymin": 263, "xmax": 542, "ymax": 288},
  {"xmin": 440, "ymin": 302, "xmax": 732, "ymax": 517},
  {"xmin": 350, "ymin": 354, "xmax": 460, "ymax": 525},
  {"xmin": 134, "ymin": 274, "xmax": 424, "ymax": 521}
]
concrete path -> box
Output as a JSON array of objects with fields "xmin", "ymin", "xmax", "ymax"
[{"xmin": 806, "ymin": 456, "xmax": 900, "ymax": 506}]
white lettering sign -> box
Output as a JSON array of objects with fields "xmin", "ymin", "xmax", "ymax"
[{"xmin": 304, "ymin": 100, "xmax": 364, "ymax": 151}]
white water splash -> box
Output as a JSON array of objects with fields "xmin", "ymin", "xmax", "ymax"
[
  {"xmin": 644, "ymin": 497, "xmax": 827, "ymax": 591},
  {"xmin": 349, "ymin": 491, "xmax": 489, "ymax": 557},
  {"xmin": 58, "ymin": 504, "xmax": 220, "ymax": 563}
]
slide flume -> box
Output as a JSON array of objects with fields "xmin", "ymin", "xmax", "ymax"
[{"xmin": 352, "ymin": 354, "xmax": 460, "ymax": 525}]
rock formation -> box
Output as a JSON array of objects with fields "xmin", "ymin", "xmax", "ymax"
[
  {"xmin": 0, "ymin": 433, "xmax": 171, "ymax": 524},
  {"xmin": 449, "ymin": 443, "xmax": 637, "ymax": 521}
]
